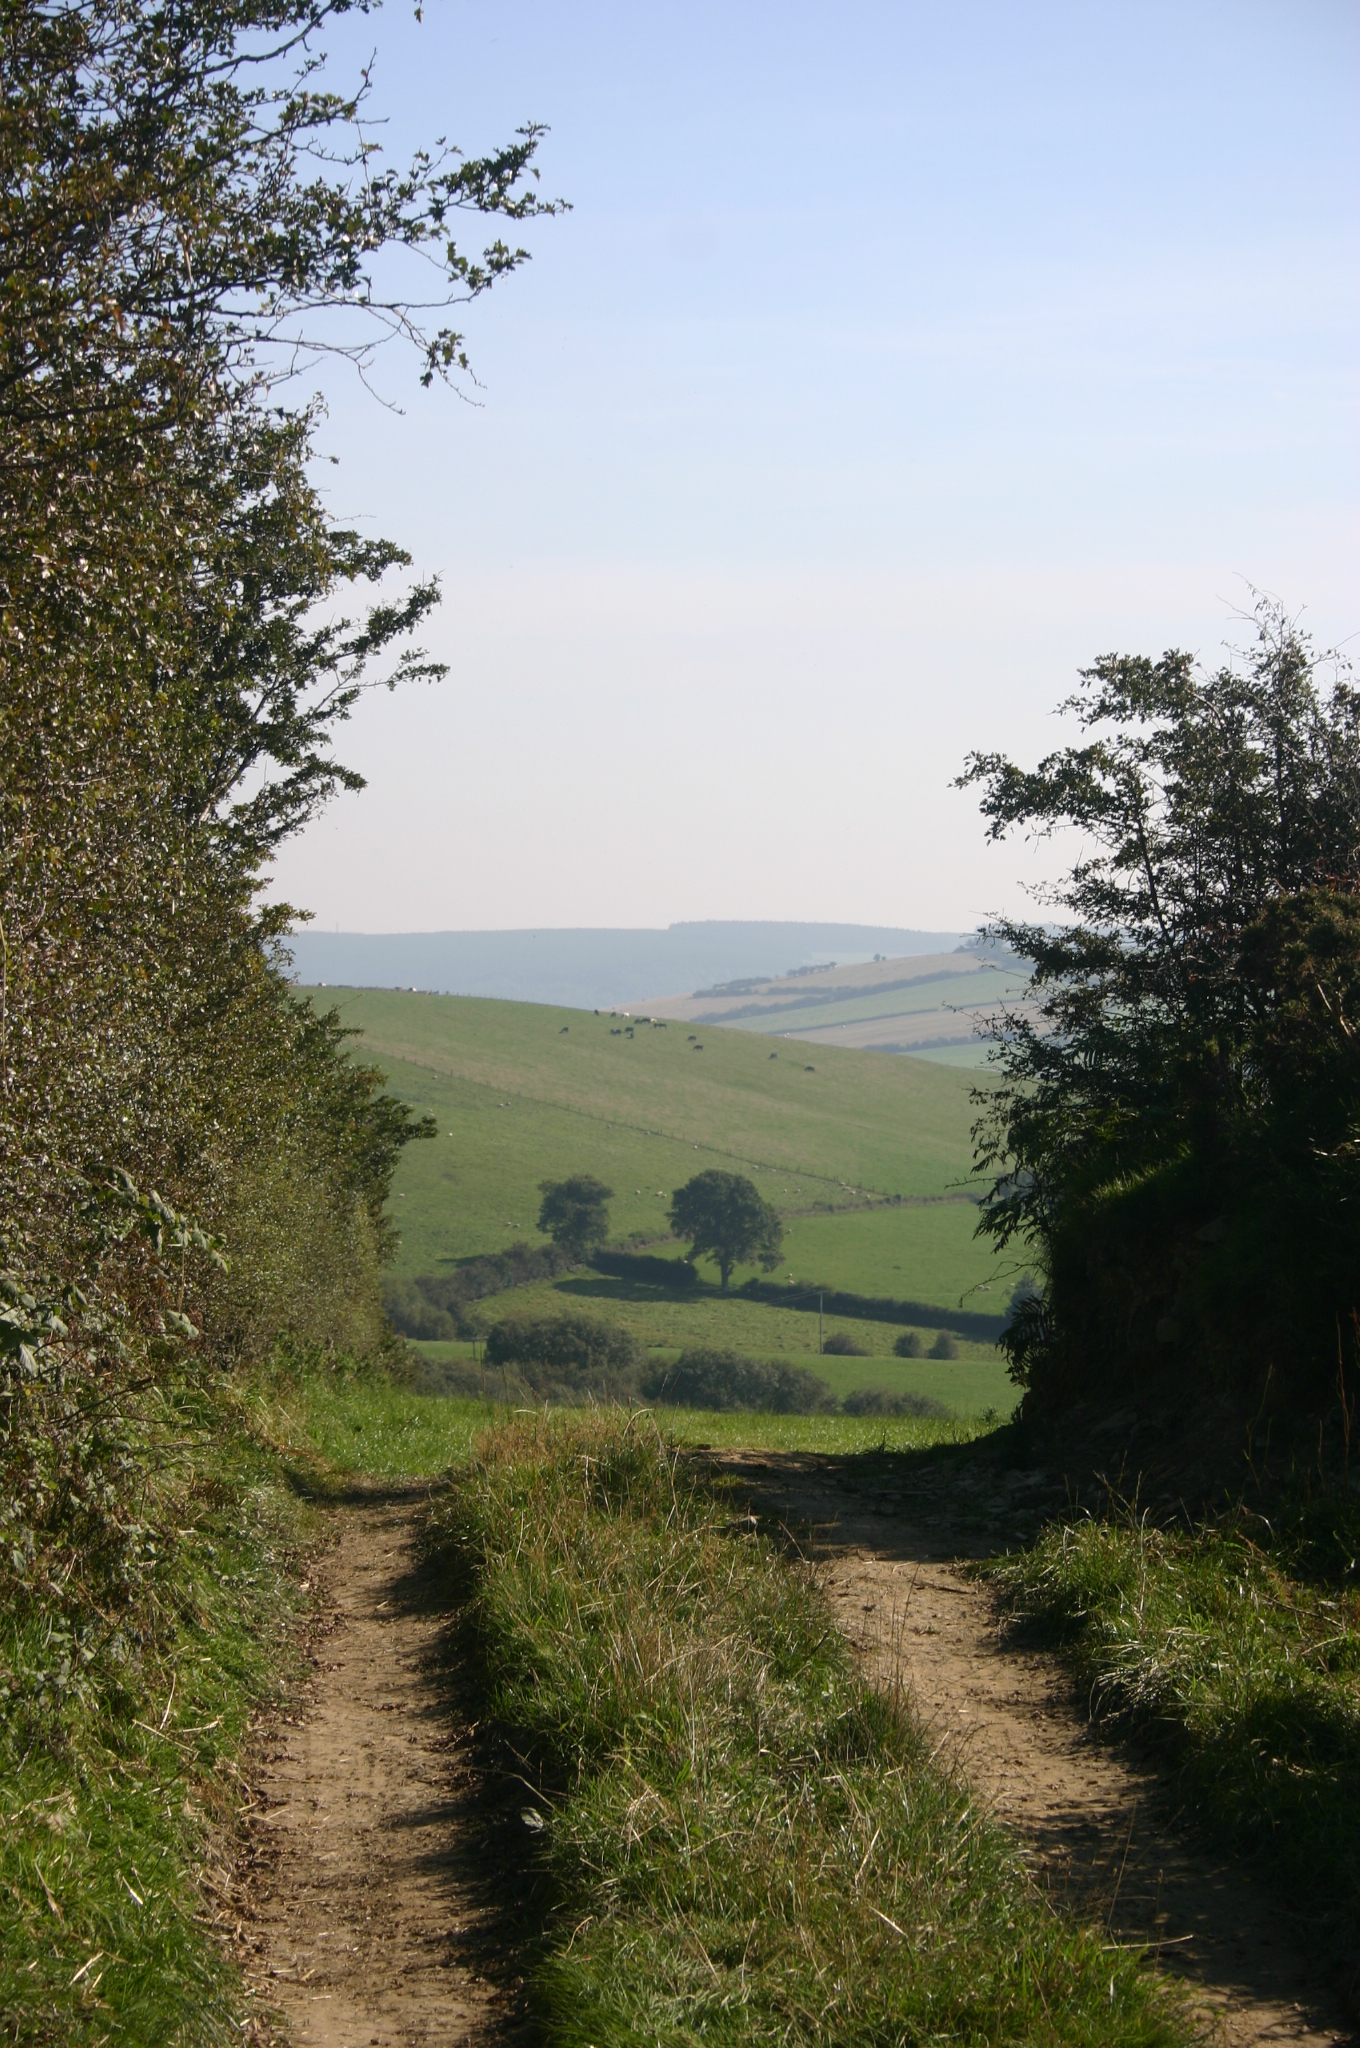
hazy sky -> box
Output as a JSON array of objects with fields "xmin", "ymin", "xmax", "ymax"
[{"xmin": 267, "ymin": 0, "xmax": 1359, "ymax": 935}]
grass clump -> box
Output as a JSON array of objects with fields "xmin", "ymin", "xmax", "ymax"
[
  {"xmin": 426, "ymin": 1411, "xmax": 1189, "ymax": 2047},
  {"xmin": 987, "ymin": 1499, "xmax": 1360, "ymax": 1956}
]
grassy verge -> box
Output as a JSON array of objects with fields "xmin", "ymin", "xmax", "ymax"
[
  {"xmin": 0, "ymin": 1370, "xmax": 326, "ymax": 2044},
  {"xmin": 424, "ymin": 1410, "xmax": 1191, "ymax": 2047},
  {"xmin": 986, "ymin": 1501, "xmax": 1360, "ymax": 1963}
]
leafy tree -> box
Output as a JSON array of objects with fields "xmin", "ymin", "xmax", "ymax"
[
  {"xmin": 669, "ymin": 1171, "xmax": 783, "ymax": 1290},
  {"xmin": 0, "ymin": 0, "xmax": 560, "ymax": 1721},
  {"xmin": 0, "ymin": 0, "xmax": 558, "ymax": 1308},
  {"xmin": 538, "ymin": 1175, "xmax": 614, "ymax": 1259},
  {"xmin": 959, "ymin": 599, "xmax": 1360, "ymax": 1412}
]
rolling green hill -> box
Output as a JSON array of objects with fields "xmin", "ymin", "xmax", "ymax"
[{"xmin": 306, "ymin": 988, "xmax": 1014, "ymax": 1314}]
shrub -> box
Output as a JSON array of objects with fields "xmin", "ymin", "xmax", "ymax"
[
  {"xmin": 894, "ymin": 1330, "xmax": 925, "ymax": 1358},
  {"xmin": 929, "ymin": 1331, "xmax": 961, "ymax": 1359},
  {"xmin": 641, "ymin": 1349, "xmax": 835, "ymax": 1415},
  {"xmin": 821, "ymin": 1332, "xmax": 867, "ymax": 1355},
  {"xmin": 485, "ymin": 1312, "xmax": 642, "ymax": 1379},
  {"xmin": 841, "ymin": 1387, "xmax": 950, "ymax": 1418}
]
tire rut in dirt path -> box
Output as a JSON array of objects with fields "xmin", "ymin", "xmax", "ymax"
[
  {"xmin": 238, "ymin": 1492, "xmax": 508, "ymax": 2047},
  {"xmin": 715, "ymin": 1448, "xmax": 1352, "ymax": 2048}
]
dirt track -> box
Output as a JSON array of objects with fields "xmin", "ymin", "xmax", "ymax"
[
  {"xmin": 228, "ymin": 1461, "xmax": 1352, "ymax": 2045},
  {"xmin": 237, "ymin": 1494, "xmax": 504, "ymax": 2047},
  {"xmin": 718, "ymin": 1447, "xmax": 1351, "ymax": 2047}
]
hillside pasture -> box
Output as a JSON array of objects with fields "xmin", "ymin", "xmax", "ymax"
[{"xmin": 300, "ymin": 989, "xmax": 1012, "ymax": 1308}]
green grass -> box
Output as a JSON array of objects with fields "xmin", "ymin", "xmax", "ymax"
[
  {"xmin": 781, "ymin": 1198, "xmax": 1013, "ymax": 1306},
  {"xmin": 290, "ymin": 1375, "xmax": 500, "ymax": 1477},
  {"xmin": 653, "ymin": 1406, "xmax": 993, "ymax": 1452},
  {"xmin": 0, "ymin": 1375, "xmax": 319, "ymax": 2045},
  {"xmin": 422, "ymin": 1410, "xmax": 1189, "ymax": 2046},
  {"xmin": 300, "ymin": 988, "xmax": 1013, "ymax": 1305},
  {"xmin": 293, "ymin": 1372, "xmax": 1003, "ymax": 1462},
  {"xmin": 987, "ymin": 1501, "xmax": 1360, "ymax": 1957}
]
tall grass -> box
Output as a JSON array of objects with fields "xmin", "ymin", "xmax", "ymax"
[
  {"xmin": 426, "ymin": 1411, "xmax": 1191, "ymax": 2046},
  {"xmin": 0, "ymin": 1374, "xmax": 318, "ymax": 2044},
  {"xmin": 987, "ymin": 1502, "xmax": 1360, "ymax": 1957}
]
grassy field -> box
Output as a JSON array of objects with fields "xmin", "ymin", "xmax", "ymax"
[
  {"xmin": 423, "ymin": 1267, "xmax": 1003, "ymax": 1357},
  {"xmin": 294, "ymin": 1374, "xmax": 999, "ymax": 1466},
  {"xmin": 301, "ymin": 987, "xmax": 1015, "ymax": 1308},
  {"xmin": 413, "ymin": 1326, "xmax": 1014, "ymax": 1418}
]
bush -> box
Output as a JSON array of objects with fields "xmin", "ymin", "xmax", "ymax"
[
  {"xmin": 841, "ymin": 1387, "xmax": 949, "ymax": 1418},
  {"xmin": 821, "ymin": 1332, "xmax": 867, "ymax": 1356},
  {"xmin": 642, "ymin": 1349, "xmax": 836, "ymax": 1414},
  {"xmin": 485, "ymin": 1312, "xmax": 642, "ymax": 1381},
  {"xmin": 894, "ymin": 1330, "xmax": 924, "ymax": 1358},
  {"xmin": 929, "ymin": 1331, "xmax": 960, "ymax": 1359}
]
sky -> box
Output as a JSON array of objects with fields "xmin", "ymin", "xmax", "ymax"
[{"xmin": 266, "ymin": 0, "xmax": 1360, "ymax": 935}]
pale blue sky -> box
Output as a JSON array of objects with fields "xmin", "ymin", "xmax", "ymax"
[{"xmin": 270, "ymin": 0, "xmax": 1359, "ymax": 935}]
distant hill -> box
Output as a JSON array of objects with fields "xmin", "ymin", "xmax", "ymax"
[
  {"xmin": 645, "ymin": 949, "xmax": 1035, "ymax": 1063},
  {"xmin": 283, "ymin": 920, "xmax": 968, "ymax": 1010}
]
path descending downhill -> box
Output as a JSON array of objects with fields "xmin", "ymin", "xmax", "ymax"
[
  {"xmin": 240, "ymin": 1495, "xmax": 503, "ymax": 2048},
  {"xmin": 717, "ymin": 1449, "xmax": 1353, "ymax": 2048}
]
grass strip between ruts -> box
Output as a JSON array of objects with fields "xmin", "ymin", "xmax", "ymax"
[{"xmin": 424, "ymin": 1409, "xmax": 1192, "ymax": 2047}]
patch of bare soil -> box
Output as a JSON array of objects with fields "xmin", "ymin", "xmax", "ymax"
[
  {"xmin": 231, "ymin": 1491, "xmax": 511, "ymax": 2047},
  {"xmin": 714, "ymin": 1446, "xmax": 1352, "ymax": 2048}
]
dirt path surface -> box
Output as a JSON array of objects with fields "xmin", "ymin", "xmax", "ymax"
[
  {"xmin": 717, "ymin": 1447, "xmax": 1352, "ymax": 2048},
  {"xmin": 238, "ymin": 1493, "xmax": 505, "ymax": 2047}
]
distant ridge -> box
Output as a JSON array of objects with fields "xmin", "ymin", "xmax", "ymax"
[{"xmin": 284, "ymin": 921, "xmax": 969, "ymax": 1011}]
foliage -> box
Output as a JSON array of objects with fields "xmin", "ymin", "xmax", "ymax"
[
  {"xmin": 640, "ymin": 1346, "xmax": 835, "ymax": 1414},
  {"xmin": 959, "ymin": 599, "xmax": 1360, "ymax": 1412},
  {"xmin": 929, "ymin": 1330, "xmax": 960, "ymax": 1359},
  {"xmin": 536, "ymin": 1174, "xmax": 614, "ymax": 1258},
  {"xmin": 0, "ymin": 0, "xmax": 558, "ymax": 1620},
  {"xmin": 423, "ymin": 1411, "xmax": 1190, "ymax": 2046},
  {"xmin": 894, "ymin": 1329, "xmax": 924, "ymax": 1357},
  {"xmin": 669, "ymin": 1169, "xmax": 783, "ymax": 1289},
  {"xmin": 820, "ymin": 1330, "xmax": 867, "ymax": 1354},
  {"xmin": 987, "ymin": 1497, "xmax": 1360, "ymax": 1960}
]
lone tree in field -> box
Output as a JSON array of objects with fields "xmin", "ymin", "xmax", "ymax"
[
  {"xmin": 669, "ymin": 1171, "xmax": 783, "ymax": 1290},
  {"xmin": 537, "ymin": 1175, "xmax": 613, "ymax": 1259}
]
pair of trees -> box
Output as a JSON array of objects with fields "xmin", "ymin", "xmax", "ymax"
[
  {"xmin": 963, "ymin": 599, "xmax": 1360, "ymax": 1412},
  {"xmin": 537, "ymin": 1170, "xmax": 783, "ymax": 1289}
]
